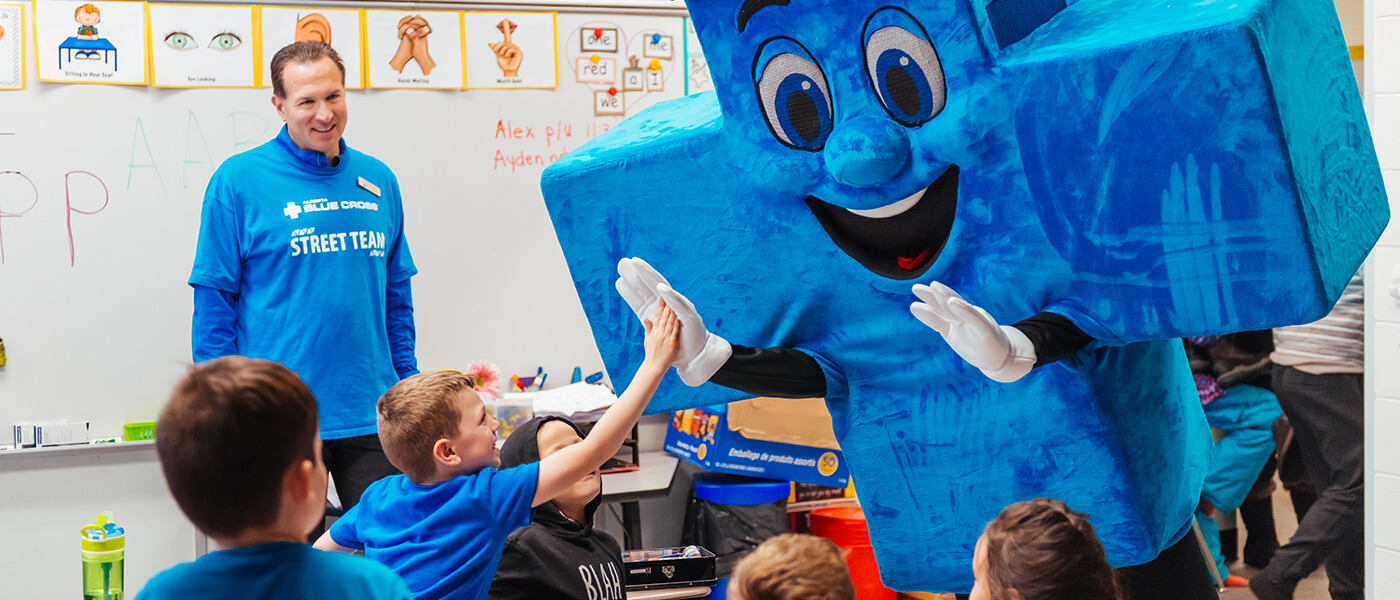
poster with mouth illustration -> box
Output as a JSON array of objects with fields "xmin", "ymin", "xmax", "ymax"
[
  {"xmin": 258, "ymin": 6, "xmax": 363, "ymax": 89},
  {"xmin": 147, "ymin": 3, "xmax": 257, "ymax": 87},
  {"xmin": 34, "ymin": 0, "xmax": 147, "ymax": 84},
  {"xmin": 463, "ymin": 11, "xmax": 556, "ymax": 89},
  {"xmin": 364, "ymin": 9, "xmax": 462, "ymax": 89},
  {"xmin": 0, "ymin": 3, "xmax": 23, "ymax": 89}
]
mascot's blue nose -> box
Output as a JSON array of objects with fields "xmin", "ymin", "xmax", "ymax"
[{"xmin": 822, "ymin": 116, "xmax": 910, "ymax": 187}]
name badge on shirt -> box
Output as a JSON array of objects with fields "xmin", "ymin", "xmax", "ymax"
[{"xmin": 358, "ymin": 177, "xmax": 382, "ymax": 197}]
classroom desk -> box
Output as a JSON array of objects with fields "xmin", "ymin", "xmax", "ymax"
[
  {"xmin": 627, "ymin": 586, "xmax": 712, "ymax": 599},
  {"xmin": 601, "ymin": 451, "xmax": 679, "ymax": 549},
  {"xmin": 59, "ymin": 37, "xmax": 117, "ymax": 70}
]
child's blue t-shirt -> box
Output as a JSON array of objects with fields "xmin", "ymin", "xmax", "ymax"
[
  {"xmin": 329, "ymin": 463, "xmax": 540, "ymax": 600},
  {"xmin": 135, "ymin": 541, "xmax": 411, "ymax": 600},
  {"xmin": 188, "ymin": 126, "xmax": 417, "ymax": 438}
]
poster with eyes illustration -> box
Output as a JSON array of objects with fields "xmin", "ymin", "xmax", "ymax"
[
  {"xmin": 258, "ymin": 6, "xmax": 363, "ymax": 89},
  {"xmin": 364, "ymin": 9, "xmax": 462, "ymax": 89},
  {"xmin": 33, "ymin": 0, "xmax": 147, "ymax": 84},
  {"xmin": 147, "ymin": 3, "xmax": 256, "ymax": 87},
  {"xmin": 0, "ymin": 3, "xmax": 23, "ymax": 89}
]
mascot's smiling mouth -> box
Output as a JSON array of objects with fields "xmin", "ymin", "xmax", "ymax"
[{"xmin": 805, "ymin": 165, "xmax": 958, "ymax": 280}]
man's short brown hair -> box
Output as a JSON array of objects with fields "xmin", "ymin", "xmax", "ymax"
[
  {"xmin": 269, "ymin": 40, "xmax": 345, "ymax": 98},
  {"xmin": 157, "ymin": 357, "xmax": 318, "ymax": 540},
  {"xmin": 377, "ymin": 370, "xmax": 476, "ymax": 482},
  {"xmin": 730, "ymin": 534, "xmax": 855, "ymax": 600}
]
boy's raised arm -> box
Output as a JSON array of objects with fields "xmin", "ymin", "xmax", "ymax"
[{"xmin": 532, "ymin": 302, "xmax": 680, "ymax": 506}]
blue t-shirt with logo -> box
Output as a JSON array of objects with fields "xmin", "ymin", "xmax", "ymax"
[
  {"xmin": 329, "ymin": 463, "xmax": 540, "ymax": 600},
  {"xmin": 136, "ymin": 541, "xmax": 412, "ymax": 600},
  {"xmin": 189, "ymin": 127, "xmax": 416, "ymax": 438}
]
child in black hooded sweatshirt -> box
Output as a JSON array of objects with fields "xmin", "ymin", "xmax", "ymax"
[{"xmin": 488, "ymin": 416, "xmax": 625, "ymax": 600}]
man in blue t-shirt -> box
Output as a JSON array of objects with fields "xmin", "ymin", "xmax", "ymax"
[{"xmin": 189, "ymin": 41, "xmax": 417, "ymax": 512}]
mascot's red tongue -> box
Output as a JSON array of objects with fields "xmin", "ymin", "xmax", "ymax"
[{"xmin": 898, "ymin": 248, "xmax": 933, "ymax": 271}]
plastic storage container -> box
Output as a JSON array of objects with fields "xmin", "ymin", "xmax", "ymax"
[
  {"xmin": 810, "ymin": 506, "xmax": 896, "ymax": 600},
  {"xmin": 683, "ymin": 473, "xmax": 791, "ymax": 600},
  {"xmin": 121, "ymin": 422, "xmax": 156, "ymax": 441}
]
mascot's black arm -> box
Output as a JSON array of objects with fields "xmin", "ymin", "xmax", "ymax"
[{"xmin": 709, "ymin": 313, "xmax": 1093, "ymax": 399}]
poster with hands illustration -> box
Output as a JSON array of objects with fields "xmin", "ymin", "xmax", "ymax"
[
  {"xmin": 147, "ymin": 4, "xmax": 257, "ymax": 87},
  {"xmin": 463, "ymin": 11, "xmax": 555, "ymax": 89},
  {"xmin": 259, "ymin": 6, "xmax": 363, "ymax": 89},
  {"xmin": 365, "ymin": 9, "xmax": 461, "ymax": 89},
  {"xmin": 0, "ymin": 3, "xmax": 22, "ymax": 89}
]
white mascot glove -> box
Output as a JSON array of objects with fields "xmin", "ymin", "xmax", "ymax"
[
  {"xmin": 615, "ymin": 257, "xmax": 732, "ymax": 386},
  {"xmin": 909, "ymin": 281, "xmax": 1036, "ymax": 383}
]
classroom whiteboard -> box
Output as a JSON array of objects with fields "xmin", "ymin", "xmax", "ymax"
[{"xmin": 0, "ymin": 1, "xmax": 705, "ymax": 439}]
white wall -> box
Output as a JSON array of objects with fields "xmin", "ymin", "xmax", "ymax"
[{"xmin": 1367, "ymin": 0, "xmax": 1400, "ymax": 595}]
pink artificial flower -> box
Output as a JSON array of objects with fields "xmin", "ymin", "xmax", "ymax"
[{"xmin": 464, "ymin": 360, "xmax": 503, "ymax": 401}]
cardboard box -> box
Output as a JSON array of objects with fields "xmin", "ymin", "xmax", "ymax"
[{"xmin": 664, "ymin": 398, "xmax": 849, "ymax": 487}]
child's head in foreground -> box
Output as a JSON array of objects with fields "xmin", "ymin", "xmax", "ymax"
[
  {"xmin": 972, "ymin": 498, "xmax": 1123, "ymax": 600},
  {"xmin": 377, "ymin": 370, "xmax": 500, "ymax": 485},
  {"xmin": 157, "ymin": 356, "xmax": 325, "ymax": 543},
  {"xmin": 728, "ymin": 533, "xmax": 855, "ymax": 600}
]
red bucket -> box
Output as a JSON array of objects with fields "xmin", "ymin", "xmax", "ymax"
[{"xmin": 809, "ymin": 507, "xmax": 897, "ymax": 600}]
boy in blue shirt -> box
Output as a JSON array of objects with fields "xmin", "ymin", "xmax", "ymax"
[
  {"xmin": 315, "ymin": 302, "xmax": 681, "ymax": 600},
  {"xmin": 138, "ymin": 356, "xmax": 412, "ymax": 600}
]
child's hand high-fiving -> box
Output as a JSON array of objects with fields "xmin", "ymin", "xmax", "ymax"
[{"xmin": 642, "ymin": 300, "xmax": 681, "ymax": 372}]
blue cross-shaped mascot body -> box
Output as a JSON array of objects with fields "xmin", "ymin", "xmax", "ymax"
[{"xmin": 543, "ymin": 0, "xmax": 1386, "ymax": 591}]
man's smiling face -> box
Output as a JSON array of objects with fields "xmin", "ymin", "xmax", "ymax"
[{"xmin": 272, "ymin": 56, "xmax": 348, "ymax": 160}]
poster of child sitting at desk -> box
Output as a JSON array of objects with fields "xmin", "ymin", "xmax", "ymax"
[
  {"xmin": 34, "ymin": 0, "xmax": 146, "ymax": 84},
  {"xmin": 147, "ymin": 4, "xmax": 257, "ymax": 88},
  {"xmin": 0, "ymin": 3, "xmax": 23, "ymax": 89}
]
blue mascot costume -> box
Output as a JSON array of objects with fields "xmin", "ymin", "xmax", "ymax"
[{"xmin": 541, "ymin": 0, "xmax": 1388, "ymax": 593}]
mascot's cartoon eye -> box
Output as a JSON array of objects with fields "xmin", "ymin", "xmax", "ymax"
[
  {"xmin": 756, "ymin": 52, "xmax": 833, "ymax": 151},
  {"xmin": 864, "ymin": 26, "xmax": 945, "ymax": 126}
]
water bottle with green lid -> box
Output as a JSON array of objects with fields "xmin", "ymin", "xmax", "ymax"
[{"xmin": 80, "ymin": 512, "xmax": 124, "ymax": 600}]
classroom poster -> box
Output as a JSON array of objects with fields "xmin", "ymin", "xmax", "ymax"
[
  {"xmin": 0, "ymin": 3, "xmax": 24, "ymax": 89},
  {"xmin": 147, "ymin": 3, "xmax": 257, "ymax": 87},
  {"xmin": 564, "ymin": 19, "xmax": 679, "ymax": 113},
  {"xmin": 683, "ymin": 17, "xmax": 711, "ymax": 95},
  {"xmin": 462, "ymin": 11, "xmax": 556, "ymax": 89},
  {"xmin": 364, "ymin": 9, "xmax": 462, "ymax": 89},
  {"xmin": 258, "ymin": 6, "xmax": 363, "ymax": 89},
  {"xmin": 33, "ymin": 0, "xmax": 147, "ymax": 84}
]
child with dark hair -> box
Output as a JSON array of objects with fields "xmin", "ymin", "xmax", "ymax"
[
  {"xmin": 487, "ymin": 416, "xmax": 624, "ymax": 600},
  {"xmin": 137, "ymin": 356, "xmax": 411, "ymax": 600},
  {"xmin": 971, "ymin": 498, "xmax": 1123, "ymax": 600}
]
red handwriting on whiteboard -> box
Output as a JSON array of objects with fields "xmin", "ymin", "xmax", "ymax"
[
  {"xmin": 0, "ymin": 171, "xmax": 39, "ymax": 264},
  {"xmin": 66, "ymin": 171, "xmax": 110, "ymax": 266}
]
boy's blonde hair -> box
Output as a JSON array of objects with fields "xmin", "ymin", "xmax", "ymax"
[
  {"xmin": 377, "ymin": 370, "xmax": 477, "ymax": 481},
  {"xmin": 730, "ymin": 534, "xmax": 855, "ymax": 600}
]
